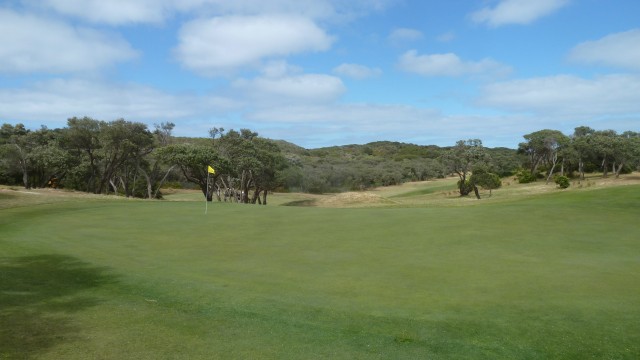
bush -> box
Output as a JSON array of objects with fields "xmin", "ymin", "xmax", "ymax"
[
  {"xmin": 457, "ymin": 179, "xmax": 474, "ymax": 195},
  {"xmin": 516, "ymin": 169, "xmax": 537, "ymax": 184},
  {"xmin": 555, "ymin": 175, "xmax": 570, "ymax": 189}
]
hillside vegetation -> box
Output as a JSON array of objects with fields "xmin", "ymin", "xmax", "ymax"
[{"xmin": 4, "ymin": 121, "xmax": 637, "ymax": 201}]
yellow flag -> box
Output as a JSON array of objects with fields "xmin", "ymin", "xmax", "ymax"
[{"xmin": 207, "ymin": 165, "xmax": 215, "ymax": 174}]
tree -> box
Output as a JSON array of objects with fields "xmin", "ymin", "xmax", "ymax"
[
  {"xmin": 153, "ymin": 122, "xmax": 175, "ymax": 147},
  {"xmin": 1, "ymin": 132, "xmax": 31, "ymax": 188},
  {"xmin": 442, "ymin": 139, "xmax": 489, "ymax": 196},
  {"xmin": 24, "ymin": 127, "xmax": 71, "ymax": 188},
  {"xmin": 591, "ymin": 130, "xmax": 617, "ymax": 177},
  {"xmin": 250, "ymin": 138, "xmax": 288, "ymax": 204},
  {"xmin": 139, "ymin": 122, "xmax": 178, "ymax": 199},
  {"xmin": 611, "ymin": 131, "xmax": 639, "ymax": 178},
  {"xmin": 157, "ymin": 143, "xmax": 228, "ymax": 200},
  {"xmin": 63, "ymin": 117, "xmax": 102, "ymax": 192},
  {"xmin": 98, "ymin": 119, "xmax": 154, "ymax": 196},
  {"xmin": 469, "ymin": 167, "xmax": 502, "ymax": 199},
  {"xmin": 572, "ymin": 126, "xmax": 596, "ymax": 180},
  {"xmin": 518, "ymin": 129, "xmax": 570, "ymax": 183},
  {"xmin": 214, "ymin": 129, "xmax": 287, "ymax": 204}
]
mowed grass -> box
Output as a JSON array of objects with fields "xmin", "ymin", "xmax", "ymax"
[{"xmin": 1, "ymin": 184, "xmax": 640, "ymax": 359}]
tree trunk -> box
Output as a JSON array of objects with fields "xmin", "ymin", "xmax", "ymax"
[
  {"xmin": 109, "ymin": 178, "xmax": 118, "ymax": 195},
  {"xmin": 578, "ymin": 158, "xmax": 585, "ymax": 180},
  {"xmin": 473, "ymin": 185, "xmax": 480, "ymax": 199},
  {"xmin": 458, "ymin": 173, "xmax": 469, "ymax": 196},
  {"xmin": 545, "ymin": 152, "xmax": 558, "ymax": 184},
  {"xmin": 262, "ymin": 190, "xmax": 267, "ymax": 205},
  {"xmin": 615, "ymin": 162, "xmax": 624, "ymax": 178},
  {"xmin": 119, "ymin": 176, "xmax": 130, "ymax": 197},
  {"xmin": 251, "ymin": 189, "xmax": 260, "ymax": 204},
  {"xmin": 13, "ymin": 144, "xmax": 29, "ymax": 189},
  {"xmin": 139, "ymin": 168, "xmax": 153, "ymax": 199}
]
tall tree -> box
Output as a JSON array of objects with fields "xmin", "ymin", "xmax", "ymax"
[
  {"xmin": 442, "ymin": 139, "xmax": 489, "ymax": 196},
  {"xmin": 592, "ymin": 130, "xmax": 617, "ymax": 177},
  {"xmin": 97, "ymin": 119, "xmax": 154, "ymax": 195},
  {"xmin": 157, "ymin": 143, "xmax": 228, "ymax": 200},
  {"xmin": 518, "ymin": 129, "xmax": 570, "ymax": 183},
  {"xmin": 1, "ymin": 131, "xmax": 31, "ymax": 188},
  {"xmin": 469, "ymin": 167, "xmax": 502, "ymax": 199},
  {"xmin": 139, "ymin": 122, "xmax": 178, "ymax": 199},
  {"xmin": 64, "ymin": 117, "xmax": 103, "ymax": 192},
  {"xmin": 572, "ymin": 126, "xmax": 596, "ymax": 180},
  {"xmin": 154, "ymin": 122, "xmax": 175, "ymax": 147},
  {"xmin": 612, "ymin": 131, "xmax": 640, "ymax": 178}
]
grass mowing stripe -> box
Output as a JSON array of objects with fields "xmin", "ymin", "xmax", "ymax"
[{"xmin": 1, "ymin": 185, "xmax": 639, "ymax": 359}]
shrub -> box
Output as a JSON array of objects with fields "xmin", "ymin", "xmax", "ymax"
[
  {"xmin": 516, "ymin": 169, "xmax": 537, "ymax": 184},
  {"xmin": 555, "ymin": 175, "xmax": 570, "ymax": 189},
  {"xmin": 457, "ymin": 179, "xmax": 474, "ymax": 196}
]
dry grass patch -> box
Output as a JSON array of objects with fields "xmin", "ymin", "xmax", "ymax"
[
  {"xmin": 316, "ymin": 192, "xmax": 397, "ymax": 208},
  {"xmin": 0, "ymin": 186, "xmax": 119, "ymax": 210}
]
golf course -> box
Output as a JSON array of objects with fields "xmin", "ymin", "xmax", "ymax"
[{"xmin": 1, "ymin": 176, "xmax": 639, "ymax": 359}]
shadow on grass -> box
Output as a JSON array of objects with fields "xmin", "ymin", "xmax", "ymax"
[
  {"xmin": 0, "ymin": 254, "xmax": 118, "ymax": 358},
  {"xmin": 280, "ymin": 199, "xmax": 317, "ymax": 207}
]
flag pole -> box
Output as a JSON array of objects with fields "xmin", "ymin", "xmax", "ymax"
[
  {"xmin": 205, "ymin": 165, "xmax": 215, "ymax": 214},
  {"xmin": 205, "ymin": 171, "xmax": 209, "ymax": 215}
]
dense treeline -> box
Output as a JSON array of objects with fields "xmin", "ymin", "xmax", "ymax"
[
  {"xmin": 1, "ymin": 119, "xmax": 638, "ymax": 201},
  {"xmin": 0, "ymin": 119, "xmax": 287, "ymax": 204}
]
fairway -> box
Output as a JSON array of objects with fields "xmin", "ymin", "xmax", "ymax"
[{"xmin": 1, "ymin": 184, "xmax": 640, "ymax": 359}]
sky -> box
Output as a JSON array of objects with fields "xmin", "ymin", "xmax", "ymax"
[{"xmin": 1, "ymin": 0, "xmax": 639, "ymax": 149}]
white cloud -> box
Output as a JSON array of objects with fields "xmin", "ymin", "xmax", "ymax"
[
  {"xmin": 259, "ymin": 60, "xmax": 303, "ymax": 78},
  {"xmin": 471, "ymin": 0, "xmax": 569, "ymax": 27},
  {"xmin": 243, "ymin": 103, "xmax": 541, "ymax": 148},
  {"xmin": 175, "ymin": 15, "xmax": 333, "ymax": 74},
  {"xmin": 478, "ymin": 74, "xmax": 640, "ymax": 117},
  {"xmin": 0, "ymin": 78, "xmax": 235, "ymax": 124},
  {"xmin": 398, "ymin": 50, "xmax": 511, "ymax": 77},
  {"xmin": 28, "ymin": 0, "xmax": 171, "ymax": 25},
  {"xmin": 232, "ymin": 73, "xmax": 345, "ymax": 105},
  {"xmin": 28, "ymin": 0, "xmax": 394, "ymax": 25},
  {"xmin": 333, "ymin": 63, "xmax": 382, "ymax": 79},
  {"xmin": 388, "ymin": 28, "xmax": 424, "ymax": 43},
  {"xmin": 568, "ymin": 29, "xmax": 640, "ymax": 71},
  {"xmin": 0, "ymin": 9, "xmax": 137, "ymax": 74}
]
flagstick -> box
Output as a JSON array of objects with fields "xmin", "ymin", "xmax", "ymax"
[{"xmin": 205, "ymin": 172, "xmax": 209, "ymax": 215}]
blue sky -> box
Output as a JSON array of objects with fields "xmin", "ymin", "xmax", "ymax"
[{"xmin": 1, "ymin": 0, "xmax": 639, "ymax": 148}]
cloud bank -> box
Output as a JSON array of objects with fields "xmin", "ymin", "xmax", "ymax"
[{"xmin": 174, "ymin": 15, "xmax": 333, "ymax": 74}]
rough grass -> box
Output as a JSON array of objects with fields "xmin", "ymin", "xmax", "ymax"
[{"xmin": 1, "ymin": 177, "xmax": 640, "ymax": 359}]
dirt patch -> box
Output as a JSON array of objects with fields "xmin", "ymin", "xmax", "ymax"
[{"xmin": 317, "ymin": 192, "xmax": 397, "ymax": 208}]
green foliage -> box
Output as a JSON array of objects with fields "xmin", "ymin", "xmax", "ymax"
[
  {"xmin": 4, "ymin": 121, "xmax": 640, "ymax": 196},
  {"xmin": 470, "ymin": 168, "xmax": 502, "ymax": 197},
  {"xmin": 457, "ymin": 179, "xmax": 474, "ymax": 195},
  {"xmin": 555, "ymin": 175, "xmax": 570, "ymax": 189},
  {"xmin": 516, "ymin": 169, "xmax": 537, "ymax": 183}
]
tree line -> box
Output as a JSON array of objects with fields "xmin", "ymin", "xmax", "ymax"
[
  {"xmin": 0, "ymin": 118, "xmax": 286, "ymax": 204},
  {"xmin": 1, "ymin": 118, "xmax": 638, "ymax": 202}
]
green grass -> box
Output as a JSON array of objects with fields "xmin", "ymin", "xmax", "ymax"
[{"xmin": 1, "ymin": 185, "xmax": 639, "ymax": 359}]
